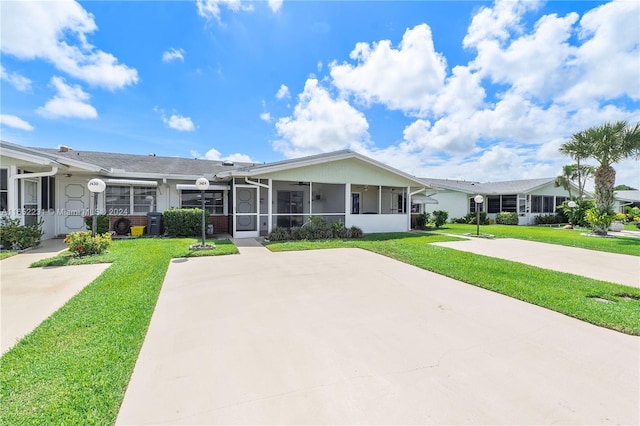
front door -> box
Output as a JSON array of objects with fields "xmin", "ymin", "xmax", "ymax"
[
  {"xmin": 22, "ymin": 179, "xmax": 38, "ymax": 226},
  {"xmin": 234, "ymin": 185, "xmax": 259, "ymax": 238}
]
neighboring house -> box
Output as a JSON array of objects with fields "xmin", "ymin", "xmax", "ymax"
[
  {"xmin": 0, "ymin": 141, "xmax": 435, "ymax": 239},
  {"xmin": 614, "ymin": 190, "xmax": 640, "ymax": 213},
  {"xmin": 419, "ymin": 177, "xmax": 579, "ymax": 225}
]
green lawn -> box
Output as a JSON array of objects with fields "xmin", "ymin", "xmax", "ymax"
[
  {"xmin": 267, "ymin": 233, "xmax": 640, "ymax": 335},
  {"xmin": 429, "ymin": 223, "xmax": 640, "ymax": 256},
  {"xmin": 0, "ymin": 251, "xmax": 17, "ymax": 260},
  {"xmin": 0, "ymin": 238, "xmax": 237, "ymax": 425}
]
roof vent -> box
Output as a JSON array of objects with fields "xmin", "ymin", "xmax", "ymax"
[
  {"xmin": 59, "ymin": 145, "xmax": 72, "ymax": 152},
  {"xmin": 148, "ymin": 153, "xmax": 156, "ymax": 157},
  {"xmin": 222, "ymin": 160, "xmax": 234, "ymax": 166}
]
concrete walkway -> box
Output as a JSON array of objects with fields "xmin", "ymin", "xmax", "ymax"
[
  {"xmin": 0, "ymin": 239, "xmax": 110, "ymax": 354},
  {"xmin": 432, "ymin": 238, "xmax": 639, "ymax": 288},
  {"xmin": 117, "ymin": 245, "xmax": 639, "ymax": 425}
]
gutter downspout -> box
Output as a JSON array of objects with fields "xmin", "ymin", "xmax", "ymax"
[{"xmin": 8, "ymin": 166, "xmax": 59, "ymax": 225}]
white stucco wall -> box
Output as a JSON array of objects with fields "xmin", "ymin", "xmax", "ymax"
[
  {"xmin": 347, "ymin": 214, "xmax": 408, "ymax": 233},
  {"xmin": 426, "ymin": 191, "xmax": 469, "ymax": 220}
]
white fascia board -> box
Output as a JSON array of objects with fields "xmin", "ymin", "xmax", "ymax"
[
  {"xmin": 0, "ymin": 149, "xmax": 58, "ymax": 166},
  {"xmin": 176, "ymin": 184, "xmax": 230, "ymax": 190}
]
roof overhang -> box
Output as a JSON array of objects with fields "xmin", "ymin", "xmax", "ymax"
[
  {"xmin": 216, "ymin": 150, "xmax": 433, "ymax": 189},
  {"xmin": 411, "ymin": 194, "xmax": 439, "ymax": 204},
  {"xmin": 105, "ymin": 179, "xmax": 158, "ymax": 187}
]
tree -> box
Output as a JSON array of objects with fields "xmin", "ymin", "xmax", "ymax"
[
  {"xmin": 560, "ymin": 121, "xmax": 640, "ymax": 235},
  {"xmin": 613, "ymin": 184, "xmax": 637, "ymax": 191},
  {"xmin": 554, "ymin": 164, "xmax": 576, "ymax": 200},
  {"xmin": 554, "ymin": 163, "xmax": 594, "ymax": 201}
]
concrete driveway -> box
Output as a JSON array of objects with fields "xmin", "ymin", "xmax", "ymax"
[
  {"xmin": 117, "ymin": 247, "xmax": 639, "ymax": 425},
  {"xmin": 1, "ymin": 239, "xmax": 110, "ymax": 354}
]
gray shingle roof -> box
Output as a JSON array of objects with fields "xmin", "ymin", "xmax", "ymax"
[
  {"xmin": 35, "ymin": 147, "xmax": 255, "ymax": 176},
  {"xmin": 420, "ymin": 177, "xmax": 557, "ymax": 195}
]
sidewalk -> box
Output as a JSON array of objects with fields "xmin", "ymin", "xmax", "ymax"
[
  {"xmin": 0, "ymin": 239, "xmax": 110, "ymax": 354},
  {"xmin": 432, "ymin": 238, "xmax": 639, "ymax": 288}
]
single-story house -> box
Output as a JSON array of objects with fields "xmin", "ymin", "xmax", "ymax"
[
  {"xmin": 0, "ymin": 141, "xmax": 436, "ymax": 239},
  {"xmin": 614, "ymin": 190, "xmax": 640, "ymax": 213},
  {"xmin": 418, "ymin": 177, "xmax": 579, "ymax": 225}
]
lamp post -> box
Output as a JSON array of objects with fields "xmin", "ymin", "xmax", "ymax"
[
  {"xmin": 88, "ymin": 178, "xmax": 106, "ymax": 237},
  {"xmin": 474, "ymin": 194, "xmax": 484, "ymax": 236},
  {"xmin": 567, "ymin": 200, "xmax": 577, "ymax": 228},
  {"xmin": 195, "ymin": 177, "xmax": 210, "ymax": 247}
]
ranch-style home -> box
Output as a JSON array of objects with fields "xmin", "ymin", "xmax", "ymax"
[
  {"xmin": 0, "ymin": 141, "xmax": 437, "ymax": 240},
  {"xmin": 418, "ymin": 177, "xmax": 580, "ymax": 225}
]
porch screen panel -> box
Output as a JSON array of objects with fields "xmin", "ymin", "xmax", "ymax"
[
  {"xmin": 0, "ymin": 169, "xmax": 7, "ymax": 212},
  {"xmin": 501, "ymin": 195, "xmax": 517, "ymax": 212},
  {"xmin": 487, "ymin": 196, "xmax": 501, "ymax": 213},
  {"xmin": 531, "ymin": 195, "xmax": 543, "ymax": 213},
  {"xmin": 277, "ymin": 190, "xmax": 303, "ymax": 228},
  {"xmin": 543, "ymin": 196, "xmax": 555, "ymax": 213}
]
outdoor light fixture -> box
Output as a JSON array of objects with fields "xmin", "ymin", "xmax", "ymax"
[
  {"xmin": 474, "ymin": 194, "xmax": 484, "ymax": 236},
  {"xmin": 88, "ymin": 178, "xmax": 106, "ymax": 237},
  {"xmin": 567, "ymin": 200, "xmax": 577, "ymax": 228},
  {"xmin": 195, "ymin": 177, "xmax": 210, "ymax": 248}
]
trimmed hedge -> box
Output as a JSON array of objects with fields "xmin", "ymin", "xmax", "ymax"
[
  {"xmin": 495, "ymin": 212, "xmax": 518, "ymax": 225},
  {"xmin": 163, "ymin": 208, "xmax": 203, "ymax": 237},
  {"xmin": 267, "ymin": 217, "xmax": 363, "ymax": 241}
]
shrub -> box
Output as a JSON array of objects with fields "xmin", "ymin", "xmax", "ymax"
[
  {"xmin": 614, "ymin": 212, "xmax": 628, "ymax": 223},
  {"xmin": 585, "ymin": 207, "xmax": 615, "ymax": 234},
  {"xmin": 83, "ymin": 214, "xmax": 111, "ymax": 234},
  {"xmin": 416, "ymin": 213, "xmax": 430, "ymax": 229},
  {"xmin": 464, "ymin": 212, "xmax": 488, "ymax": 225},
  {"xmin": 432, "ymin": 210, "xmax": 449, "ymax": 228},
  {"xmin": 64, "ymin": 231, "xmax": 112, "ymax": 256},
  {"xmin": 163, "ymin": 208, "xmax": 203, "ymax": 237},
  {"xmin": 495, "ymin": 212, "xmax": 518, "ymax": 225},
  {"xmin": 266, "ymin": 217, "xmax": 363, "ymax": 241},
  {"xmin": 451, "ymin": 217, "xmax": 468, "ymax": 224},
  {"xmin": 0, "ymin": 216, "xmax": 44, "ymax": 250},
  {"xmin": 534, "ymin": 214, "xmax": 564, "ymax": 225}
]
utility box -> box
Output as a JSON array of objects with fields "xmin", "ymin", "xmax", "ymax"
[
  {"xmin": 130, "ymin": 226, "xmax": 146, "ymax": 236},
  {"xmin": 147, "ymin": 212, "xmax": 163, "ymax": 236}
]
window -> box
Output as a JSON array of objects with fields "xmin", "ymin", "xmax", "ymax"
[
  {"xmin": 485, "ymin": 195, "xmax": 517, "ymax": 213},
  {"xmin": 556, "ymin": 196, "xmax": 568, "ymax": 210},
  {"xmin": 181, "ymin": 190, "xmax": 224, "ymax": 215},
  {"xmin": 41, "ymin": 176, "xmax": 55, "ymax": 210},
  {"xmin": 487, "ymin": 196, "xmax": 501, "ymax": 213},
  {"xmin": 106, "ymin": 186, "xmax": 156, "ymax": 214},
  {"xmin": 0, "ymin": 169, "xmax": 7, "ymax": 212},
  {"xmin": 531, "ymin": 195, "xmax": 556, "ymax": 213},
  {"xmin": 469, "ymin": 198, "xmax": 480, "ymax": 213},
  {"xmin": 501, "ymin": 195, "xmax": 517, "ymax": 212}
]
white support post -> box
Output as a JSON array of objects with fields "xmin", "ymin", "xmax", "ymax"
[{"xmin": 267, "ymin": 179, "xmax": 272, "ymax": 233}]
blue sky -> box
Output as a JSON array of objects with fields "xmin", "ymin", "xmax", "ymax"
[{"xmin": 1, "ymin": 0, "xmax": 639, "ymax": 187}]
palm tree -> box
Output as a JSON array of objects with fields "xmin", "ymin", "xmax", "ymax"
[
  {"xmin": 561, "ymin": 121, "xmax": 640, "ymax": 235},
  {"xmin": 554, "ymin": 164, "xmax": 576, "ymax": 199}
]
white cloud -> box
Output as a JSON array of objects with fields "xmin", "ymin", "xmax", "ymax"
[
  {"xmin": 268, "ymin": 0, "xmax": 283, "ymax": 13},
  {"xmin": 273, "ymin": 78, "xmax": 371, "ymax": 158},
  {"xmin": 276, "ymin": 84, "xmax": 290, "ymax": 100},
  {"xmin": 0, "ymin": 65, "xmax": 32, "ymax": 91},
  {"xmin": 260, "ymin": 112, "xmax": 272, "ymax": 122},
  {"xmin": 1, "ymin": 1, "xmax": 138, "ymax": 90},
  {"xmin": 463, "ymin": 0, "xmax": 544, "ymax": 48},
  {"xmin": 0, "ymin": 114, "xmax": 34, "ymax": 131},
  {"xmin": 162, "ymin": 114, "xmax": 196, "ymax": 131},
  {"xmin": 192, "ymin": 147, "xmax": 255, "ymax": 163},
  {"xmin": 162, "ymin": 48, "xmax": 185, "ymax": 63},
  {"xmin": 560, "ymin": 0, "xmax": 640, "ymax": 104},
  {"xmin": 196, "ymin": 0, "xmax": 254, "ymax": 23},
  {"xmin": 36, "ymin": 76, "xmax": 97, "ymax": 119},
  {"xmin": 330, "ymin": 24, "xmax": 447, "ymax": 115}
]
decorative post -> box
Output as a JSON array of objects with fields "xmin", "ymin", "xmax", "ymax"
[
  {"xmin": 88, "ymin": 178, "xmax": 106, "ymax": 237},
  {"xmin": 567, "ymin": 200, "xmax": 577, "ymax": 228},
  {"xmin": 195, "ymin": 177, "xmax": 210, "ymax": 247},
  {"xmin": 474, "ymin": 194, "xmax": 484, "ymax": 236}
]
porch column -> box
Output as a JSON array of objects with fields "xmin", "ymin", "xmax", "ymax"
[
  {"xmin": 267, "ymin": 179, "xmax": 273, "ymax": 233},
  {"xmin": 345, "ymin": 183, "xmax": 351, "ymax": 226},
  {"xmin": 378, "ymin": 185, "xmax": 382, "ymax": 214}
]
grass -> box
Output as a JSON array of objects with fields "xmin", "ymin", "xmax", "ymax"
[
  {"xmin": 0, "ymin": 238, "xmax": 237, "ymax": 425},
  {"xmin": 0, "ymin": 250, "xmax": 17, "ymax": 260},
  {"xmin": 267, "ymin": 233, "xmax": 640, "ymax": 335},
  {"xmin": 429, "ymin": 223, "xmax": 640, "ymax": 256}
]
